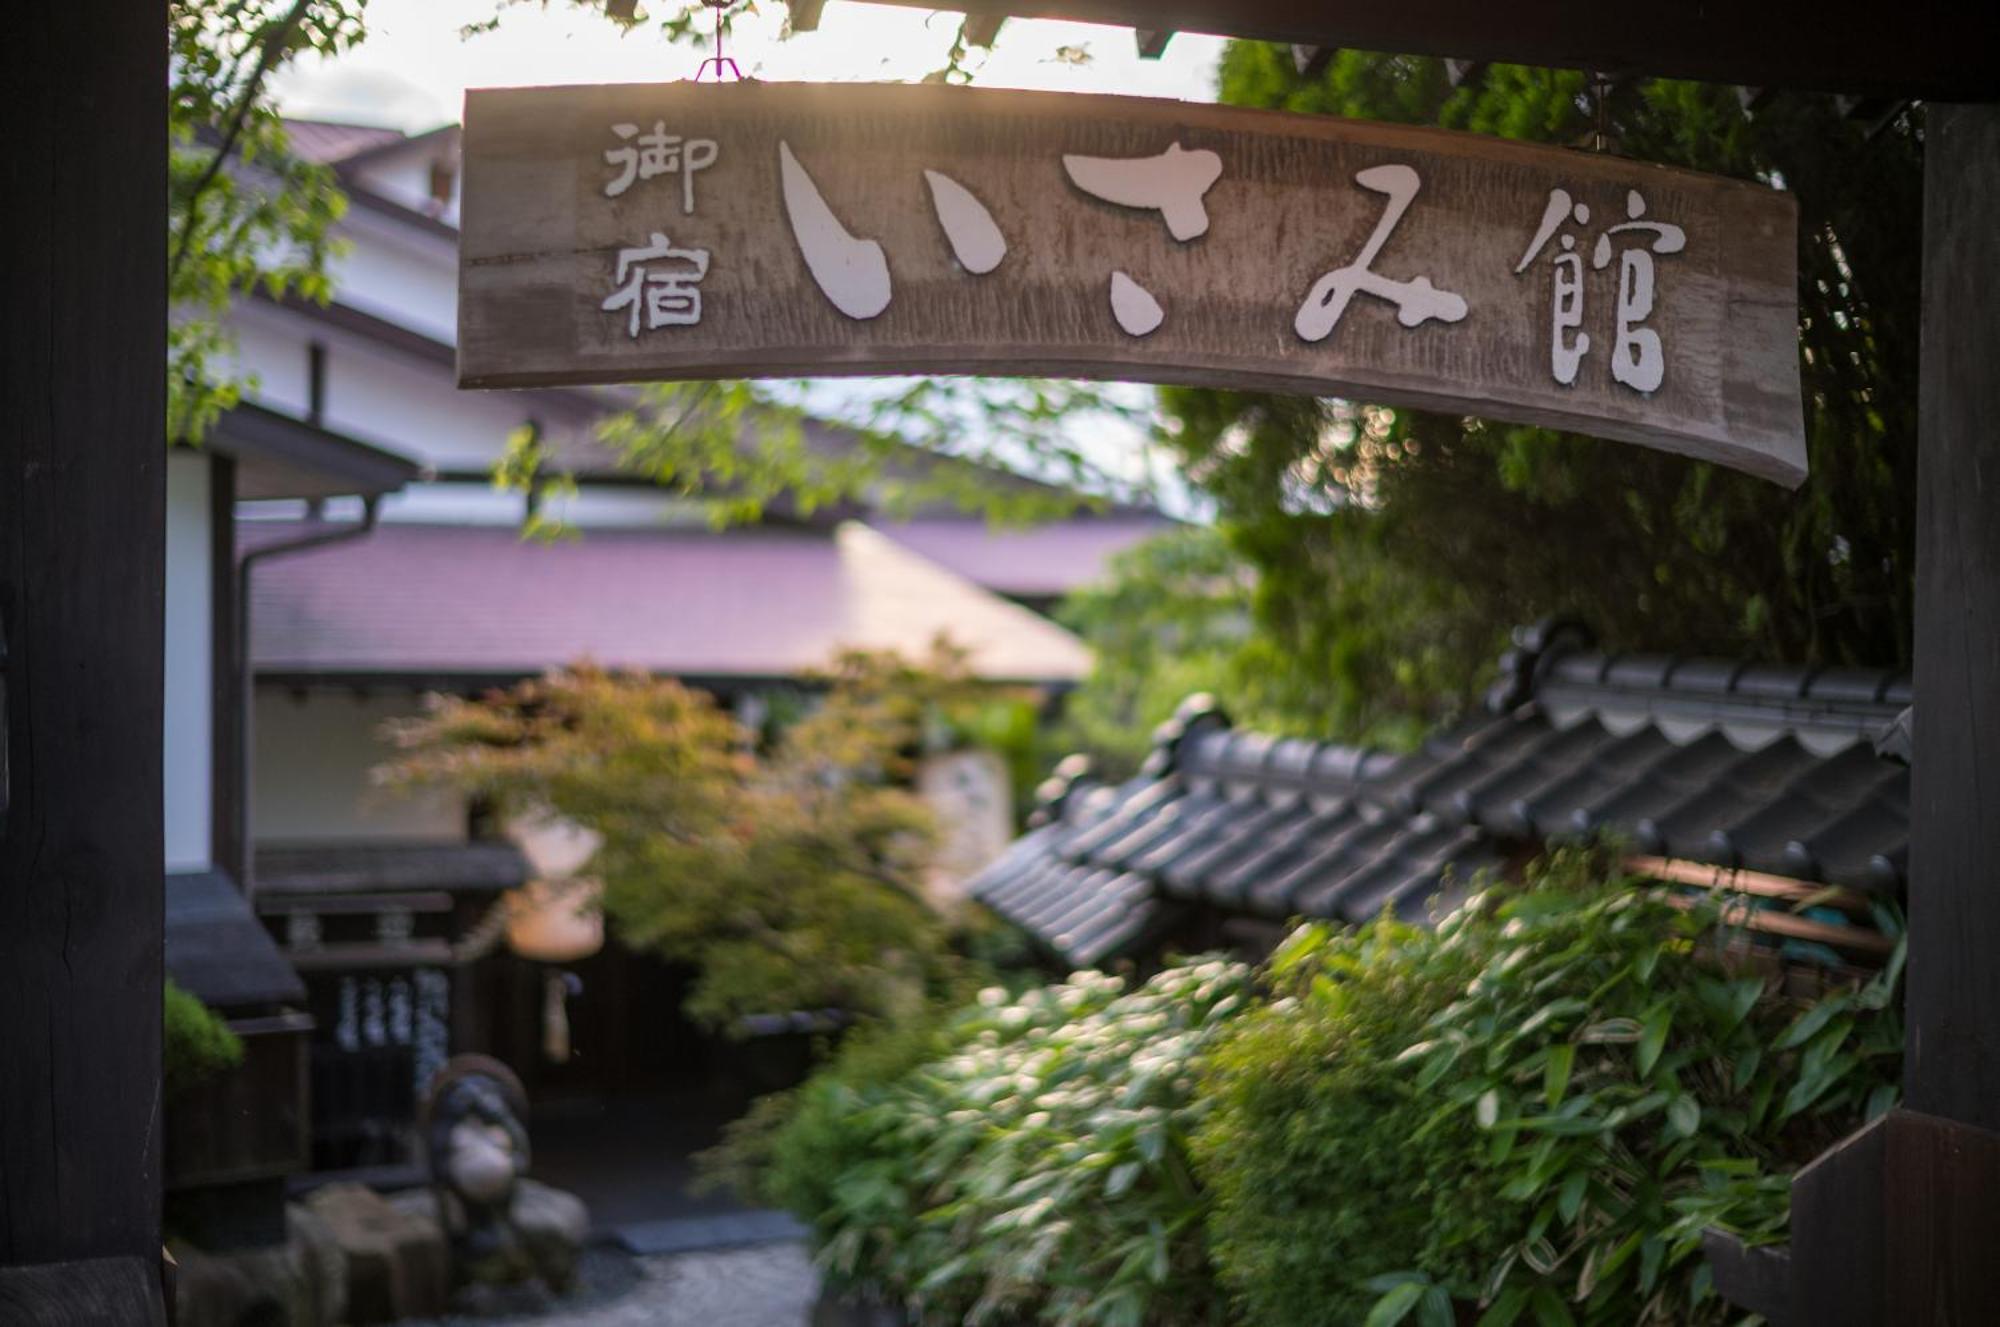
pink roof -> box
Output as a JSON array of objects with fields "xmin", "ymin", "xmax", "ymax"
[
  {"xmin": 877, "ymin": 514, "xmax": 1175, "ymax": 599},
  {"xmin": 250, "ymin": 521, "xmax": 1091, "ymax": 684},
  {"xmin": 281, "ymin": 119, "xmax": 407, "ymax": 164}
]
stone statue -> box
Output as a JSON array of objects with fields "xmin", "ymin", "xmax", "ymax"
[{"xmin": 419, "ymin": 1055, "xmax": 578, "ymax": 1290}]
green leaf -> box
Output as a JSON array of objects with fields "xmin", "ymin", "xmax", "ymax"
[
  {"xmin": 1477, "ymin": 1287, "xmax": 1529, "ymax": 1327},
  {"xmin": 1518, "ymin": 1114, "xmax": 1607, "ymax": 1136},
  {"xmin": 1530, "ymin": 1285, "xmax": 1576, "ymax": 1327},
  {"xmin": 1775, "ymin": 996, "xmax": 1847, "ymax": 1051},
  {"xmin": 1556, "ymin": 1169, "xmax": 1588, "ymax": 1223},
  {"xmin": 1519, "ymin": 998, "xmax": 1589, "ymax": 1038},
  {"xmin": 1636, "ymin": 1004, "xmax": 1672, "ymax": 1077},
  {"xmin": 1726, "ymin": 976, "xmax": 1766, "ymax": 1028},
  {"xmin": 1365, "ymin": 1281, "xmax": 1428, "ymax": 1327},
  {"xmin": 1544, "ymin": 1043, "xmax": 1575, "ymax": 1108},
  {"xmin": 1638, "ymin": 1236, "xmax": 1666, "ymax": 1293},
  {"xmin": 1667, "ymin": 1095, "xmax": 1702, "ymax": 1138},
  {"xmin": 1418, "ymin": 1284, "xmax": 1456, "ymax": 1327}
]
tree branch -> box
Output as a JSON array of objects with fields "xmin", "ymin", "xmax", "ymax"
[{"xmin": 169, "ymin": 0, "xmax": 314, "ymax": 286}]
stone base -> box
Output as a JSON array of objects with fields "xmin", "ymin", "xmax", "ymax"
[
  {"xmin": 170, "ymin": 1204, "xmax": 345, "ymax": 1327},
  {"xmin": 388, "ymin": 1177, "xmax": 591, "ymax": 1293},
  {"xmin": 303, "ymin": 1183, "xmax": 449, "ymax": 1325}
]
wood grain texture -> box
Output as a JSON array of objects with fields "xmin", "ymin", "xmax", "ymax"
[
  {"xmin": 0, "ymin": 0, "xmax": 166, "ymax": 1284},
  {"xmin": 1788, "ymin": 1114, "xmax": 1885, "ymax": 1326},
  {"xmin": 459, "ymin": 82, "xmax": 1805, "ymax": 485},
  {"xmin": 0, "ymin": 1257, "xmax": 167, "ymax": 1326},
  {"xmin": 1789, "ymin": 1110, "xmax": 2000, "ymax": 1322},
  {"xmin": 1908, "ymin": 102, "xmax": 2000, "ymax": 1133}
]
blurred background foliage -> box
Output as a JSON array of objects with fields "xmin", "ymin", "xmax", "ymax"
[{"xmin": 1058, "ymin": 49, "xmax": 1921, "ymax": 760}]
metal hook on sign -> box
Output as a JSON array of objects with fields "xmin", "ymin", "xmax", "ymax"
[
  {"xmin": 695, "ymin": 1, "xmax": 744, "ymax": 82},
  {"xmin": 1585, "ymin": 71, "xmax": 1619, "ymax": 154}
]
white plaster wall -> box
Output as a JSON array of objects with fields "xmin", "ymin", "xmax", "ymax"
[
  {"xmin": 224, "ymin": 308, "xmax": 313, "ymax": 417},
  {"xmin": 164, "ymin": 451, "xmax": 214, "ymax": 872},
  {"xmin": 252, "ymin": 688, "xmax": 467, "ymax": 844},
  {"xmin": 376, "ymin": 481, "xmax": 704, "ymax": 529},
  {"xmin": 321, "ymin": 339, "xmax": 529, "ymax": 472},
  {"xmin": 326, "ymin": 212, "xmax": 459, "ymax": 343},
  {"xmin": 350, "ymin": 147, "xmax": 462, "ymax": 227}
]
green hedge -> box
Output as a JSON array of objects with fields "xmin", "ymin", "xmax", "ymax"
[
  {"xmin": 752, "ymin": 849, "xmax": 1902, "ymax": 1326},
  {"xmin": 1194, "ymin": 847, "xmax": 1903, "ymax": 1325},
  {"xmin": 761, "ymin": 963, "xmax": 1251, "ymax": 1326}
]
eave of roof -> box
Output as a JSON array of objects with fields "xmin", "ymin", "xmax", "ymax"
[
  {"xmin": 876, "ymin": 511, "xmax": 1178, "ymax": 598},
  {"xmin": 166, "ymin": 869, "xmax": 307, "ymax": 1009},
  {"xmin": 254, "ymin": 840, "xmax": 528, "ymax": 896},
  {"xmin": 209, "ymin": 401, "xmax": 426, "ymax": 500},
  {"xmin": 249, "ymin": 519, "xmax": 1093, "ymax": 685}
]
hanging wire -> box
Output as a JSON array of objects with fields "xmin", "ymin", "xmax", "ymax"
[{"xmin": 695, "ymin": 0, "xmax": 744, "ymax": 82}]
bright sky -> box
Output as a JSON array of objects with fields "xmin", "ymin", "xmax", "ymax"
[
  {"xmin": 275, "ymin": 2, "xmax": 1229, "ymax": 515},
  {"xmin": 275, "ymin": 0, "xmax": 1226, "ymax": 132}
]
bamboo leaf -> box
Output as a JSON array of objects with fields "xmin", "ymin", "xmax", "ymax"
[
  {"xmin": 1365, "ymin": 1281, "xmax": 1427, "ymax": 1327},
  {"xmin": 1544, "ymin": 1043, "xmax": 1575, "ymax": 1108},
  {"xmin": 1636, "ymin": 1004, "xmax": 1672, "ymax": 1077}
]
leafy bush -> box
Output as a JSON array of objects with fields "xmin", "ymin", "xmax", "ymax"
[
  {"xmin": 1193, "ymin": 846, "xmax": 1903, "ymax": 1326},
  {"xmin": 163, "ymin": 978, "xmax": 243, "ymax": 1099},
  {"xmin": 763, "ymin": 963, "xmax": 1251, "ymax": 1326},
  {"xmin": 380, "ymin": 646, "xmax": 1019, "ymax": 1030}
]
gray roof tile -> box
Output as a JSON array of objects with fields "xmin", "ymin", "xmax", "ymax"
[{"xmin": 972, "ymin": 624, "xmax": 1910, "ymax": 966}]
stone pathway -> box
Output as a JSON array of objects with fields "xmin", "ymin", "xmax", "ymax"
[
  {"xmin": 409, "ymin": 1241, "xmax": 821, "ymax": 1327},
  {"xmin": 584, "ymin": 1242, "xmax": 819, "ymax": 1327}
]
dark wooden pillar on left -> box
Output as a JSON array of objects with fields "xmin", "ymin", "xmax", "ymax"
[{"xmin": 0, "ymin": 2, "xmax": 168, "ymax": 1323}]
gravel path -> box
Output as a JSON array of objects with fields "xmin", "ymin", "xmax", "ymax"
[
  {"xmin": 409, "ymin": 1241, "xmax": 822, "ymax": 1327},
  {"xmin": 567, "ymin": 1242, "xmax": 820, "ymax": 1327}
]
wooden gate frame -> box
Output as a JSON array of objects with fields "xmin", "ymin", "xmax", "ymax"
[
  {"xmin": 0, "ymin": 1, "xmax": 167, "ymax": 1321},
  {"xmin": 1, "ymin": 2, "xmax": 1994, "ymax": 1321}
]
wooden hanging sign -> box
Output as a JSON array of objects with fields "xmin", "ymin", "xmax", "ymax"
[{"xmin": 458, "ymin": 82, "xmax": 1806, "ymax": 485}]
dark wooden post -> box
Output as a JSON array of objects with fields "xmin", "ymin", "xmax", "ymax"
[
  {"xmin": 1789, "ymin": 101, "xmax": 2000, "ymax": 1326},
  {"xmin": 1907, "ymin": 104, "xmax": 2000, "ymax": 1132},
  {"xmin": 0, "ymin": 2, "xmax": 167, "ymax": 1320}
]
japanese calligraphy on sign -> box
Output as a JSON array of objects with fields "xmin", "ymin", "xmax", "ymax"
[{"xmin": 459, "ymin": 83, "xmax": 1805, "ymax": 485}]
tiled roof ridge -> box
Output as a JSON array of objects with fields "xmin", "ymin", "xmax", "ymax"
[
  {"xmin": 976, "ymin": 622, "xmax": 1912, "ymax": 967},
  {"xmin": 1488, "ymin": 617, "xmax": 1911, "ymax": 757}
]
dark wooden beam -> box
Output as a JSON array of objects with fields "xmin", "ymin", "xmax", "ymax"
[
  {"xmin": 785, "ymin": 0, "xmax": 826, "ymax": 33},
  {"xmin": 1702, "ymin": 1230, "xmax": 1792, "ymax": 1325},
  {"xmin": 1909, "ymin": 101, "xmax": 2000, "ymax": 1136},
  {"xmin": 1789, "ymin": 1116, "xmax": 1887, "ymax": 1325},
  {"xmin": 1134, "ymin": 28, "xmax": 1174, "ymax": 58},
  {"xmin": 0, "ymin": 0, "xmax": 166, "ymax": 1307},
  {"xmin": 856, "ymin": 0, "xmax": 1997, "ymax": 98},
  {"xmin": 211, "ymin": 454, "xmax": 243, "ymax": 881},
  {"xmin": 1779, "ymin": 100, "xmax": 2000, "ymax": 1325},
  {"xmin": 0, "ymin": 1257, "xmax": 167, "ymax": 1326}
]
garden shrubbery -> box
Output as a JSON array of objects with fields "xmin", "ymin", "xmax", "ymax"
[
  {"xmin": 745, "ymin": 848, "xmax": 1902, "ymax": 1325},
  {"xmin": 164, "ymin": 977, "xmax": 242, "ymax": 1098},
  {"xmin": 1197, "ymin": 847, "xmax": 1903, "ymax": 1325},
  {"xmin": 755, "ymin": 963, "xmax": 1252, "ymax": 1326}
]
